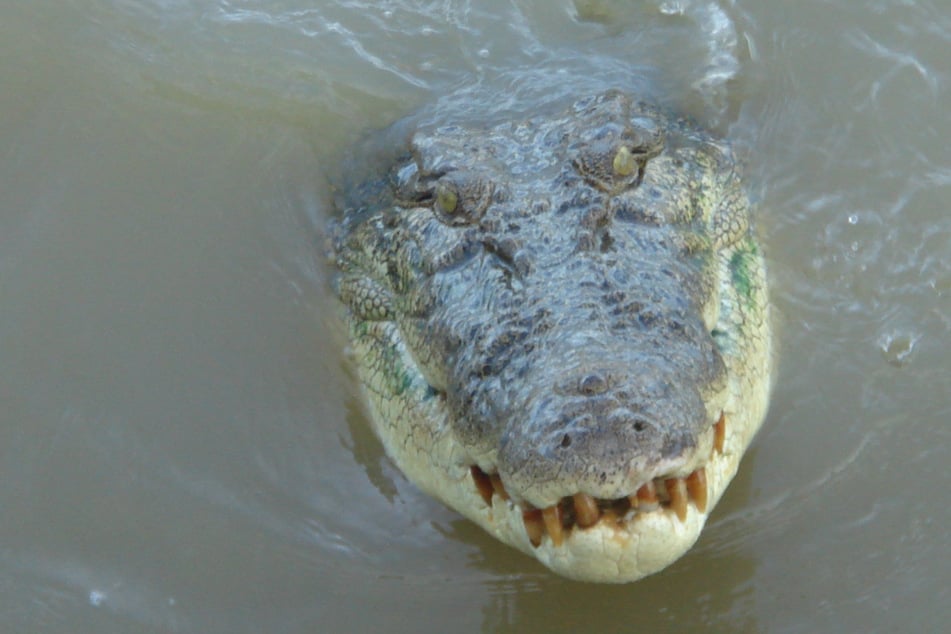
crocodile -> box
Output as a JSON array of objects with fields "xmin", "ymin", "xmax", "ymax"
[{"xmin": 330, "ymin": 90, "xmax": 771, "ymax": 583}]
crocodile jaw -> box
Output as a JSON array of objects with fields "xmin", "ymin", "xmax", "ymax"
[
  {"xmin": 351, "ymin": 323, "xmax": 771, "ymax": 583},
  {"xmin": 464, "ymin": 396, "xmax": 768, "ymax": 582}
]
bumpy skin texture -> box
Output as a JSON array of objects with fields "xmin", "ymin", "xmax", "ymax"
[{"xmin": 331, "ymin": 91, "xmax": 771, "ymax": 582}]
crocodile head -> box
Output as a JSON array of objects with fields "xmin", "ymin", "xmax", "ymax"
[{"xmin": 332, "ymin": 90, "xmax": 771, "ymax": 582}]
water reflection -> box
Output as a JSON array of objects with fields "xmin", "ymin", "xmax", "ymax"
[{"xmin": 478, "ymin": 549, "xmax": 758, "ymax": 633}]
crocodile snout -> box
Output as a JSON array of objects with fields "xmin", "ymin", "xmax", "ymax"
[{"xmin": 495, "ymin": 363, "xmax": 709, "ymax": 508}]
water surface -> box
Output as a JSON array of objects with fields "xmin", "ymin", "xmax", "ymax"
[{"xmin": 1, "ymin": 1, "xmax": 948, "ymax": 632}]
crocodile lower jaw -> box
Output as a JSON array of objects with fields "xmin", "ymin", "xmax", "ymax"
[{"xmin": 448, "ymin": 412, "xmax": 750, "ymax": 583}]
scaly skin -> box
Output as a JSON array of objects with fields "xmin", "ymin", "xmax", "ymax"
[{"xmin": 331, "ymin": 91, "xmax": 771, "ymax": 582}]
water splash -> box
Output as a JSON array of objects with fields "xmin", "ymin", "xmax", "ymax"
[{"xmin": 877, "ymin": 331, "xmax": 920, "ymax": 368}]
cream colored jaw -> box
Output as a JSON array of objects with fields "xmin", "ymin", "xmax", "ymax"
[
  {"xmin": 466, "ymin": 415, "xmax": 723, "ymax": 564},
  {"xmin": 471, "ymin": 414, "xmax": 725, "ymax": 538},
  {"xmin": 433, "ymin": 408, "xmax": 757, "ymax": 583},
  {"xmin": 352, "ymin": 295, "xmax": 770, "ymax": 582}
]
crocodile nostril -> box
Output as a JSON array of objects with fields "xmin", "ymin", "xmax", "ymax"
[
  {"xmin": 578, "ymin": 373, "xmax": 608, "ymax": 395},
  {"xmin": 606, "ymin": 408, "xmax": 653, "ymax": 433}
]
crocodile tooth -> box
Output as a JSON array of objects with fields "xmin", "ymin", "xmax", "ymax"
[
  {"xmin": 470, "ymin": 466, "xmax": 494, "ymax": 505},
  {"xmin": 636, "ymin": 480, "xmax": 659, "ymax": 510},
  {"xmin": 714, "ymin": 412, "xmax": 726, "ymax": 454},
  {"xmin": 666, "ymin": 478, "xmax": 688, "ymax": 521},
  {"xmin": 522, "ymin": 509, "xmax": 544, "ymax": 548},
  {"xmin": 542, "ymin": 505, "xmax": 565, "ymax": 546},
  {"xmin": 573, "ymin": 493, "xmax": 600, "ymax": 528},
  {"xmin": 489, "ymin": 473, "xmax": 509, "ymax": 500},
  {"xmin": 686, "ymin": 468, "xmax": 708, "ymax": 513},
  {"xmin": 599, "ymin": 508, "xmax": 619, "ymax": 527}
]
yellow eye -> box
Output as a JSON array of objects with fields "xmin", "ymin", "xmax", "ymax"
[
  {"xmin": 436, "ymin": 182, "xmax": 458, "ymax": 214},
  {"xmin": 613, "ymin": 145, "xmax": 637, "ymax": 176}
]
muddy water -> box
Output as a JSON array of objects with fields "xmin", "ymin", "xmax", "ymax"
[{"xmin": 1, "ymin": 1, "xmax": 947, "ymax": 632}]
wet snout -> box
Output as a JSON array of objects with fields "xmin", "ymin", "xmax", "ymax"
[{"xmin": 497, "ymin": 356, "xmax": 710, "ymax": 508}]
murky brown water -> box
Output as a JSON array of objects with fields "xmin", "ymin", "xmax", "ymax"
[{"xmin": 1, "ymin": 1, "xmax": 948, "ymax": 632}]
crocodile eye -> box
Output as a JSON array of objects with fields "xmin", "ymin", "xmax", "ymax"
[
  {"xmin": 436, "ymin": 182, "xmax": 458, "ymax": 214},
  {"xmin": 572, "ymin": 120, "xmax": 665, "ymax": 193},
  {"xmin": 613, "ymin": 146, "xmax": 637, "ymax": 177},
  {"xmin": 431, "ymin": 170, "xmax": 494, "ymax": 226}
]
